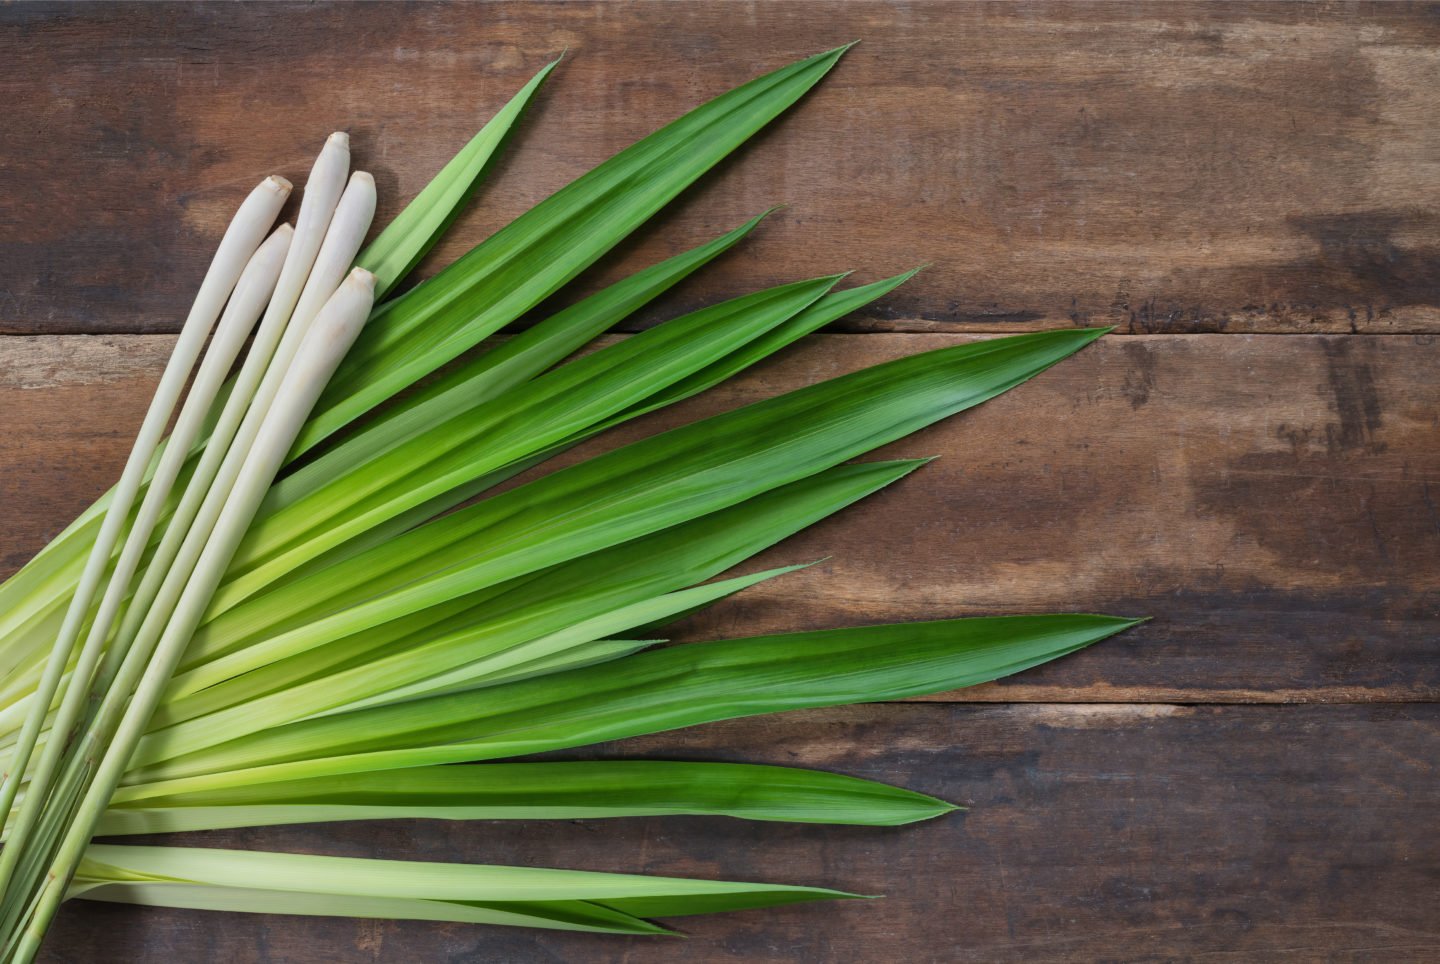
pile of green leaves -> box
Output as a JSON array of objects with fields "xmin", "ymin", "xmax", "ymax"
[{"xmin": 0, "ymin": 47, "xmax": 1134, "ymax": 944}]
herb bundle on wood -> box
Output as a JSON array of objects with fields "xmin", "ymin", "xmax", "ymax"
[{"xmin": 0, "ymin": 48, "xmax": 1137, "ymax": 958}]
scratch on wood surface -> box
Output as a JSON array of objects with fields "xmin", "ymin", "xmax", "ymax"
[{"xmin": 999, "ymin": 703, "xmax": 1195, "ymax": 728}]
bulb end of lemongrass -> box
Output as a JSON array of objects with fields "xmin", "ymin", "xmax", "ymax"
[
  {"xmin": 273, "ymin": 222, "xmax": 295, "ymax": 239},
  {"xmin": 350, "ymin": 170, "xmax": 375, "ymax": 188},
  {"xmin": 327, "ymin": 131, "xmax": 350, "ymax": 150},
  {"xmin": 346, "ymin": 266, "xmax": 377, "ymax": 295},
  {"xmin": 265, "ymin": 175, "xmax": 293, "ymax": 195}
]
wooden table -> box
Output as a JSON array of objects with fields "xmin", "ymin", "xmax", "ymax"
[{"xmin": 3, "ymin": 3, "xmax": 1437, "ymax": 960}]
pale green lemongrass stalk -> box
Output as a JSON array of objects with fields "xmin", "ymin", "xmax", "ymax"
[
  {"xmin": 14, "ymin": 270, "xmax": 379, "ymax": 962},
  {"xmin": 0, "ymin": 225, "xmax": 295, "ymax": 893},
  {"xmin": 87, "ymin": 136, "xmax": 354, "ymax": 699},
  {"xmin": 0, "ymin": 175, "xmax": 291, "ymax": 864}
]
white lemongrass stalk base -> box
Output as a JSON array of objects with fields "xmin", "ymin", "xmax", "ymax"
[
  {"xmin": 88, "ymin": 135, "xmax": 353, "ymax": 698},
  {"xmin": 0, "ymin": 226, "xmax": 295, "ymax": 895},
  {"xmin": 15, "ymin": 270, "xmax": 378, "ymax": 963},
  {"xmin": 0, "ymin": 175, "xmax": 291, "ymax": 876}
]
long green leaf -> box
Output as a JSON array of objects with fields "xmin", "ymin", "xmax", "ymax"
[
  {"xmin": 356, "ymin": 58, "xmax": 560, "ymax": 300},
  {"xmin": 117, "ymin": 614, "xmax": 1138, "ymax": 800},
  {"xmin": 80, "ymin": 845, "xmax": 857, "ymax": 915},
  {"xmin": 95, "ymin": 761, "xmax": 954, "ymax": 835},
  {"xmin": 137, "ymin": 565, "xmax": 809, "ymax": 765},
  {"xmin": 590, "ymin": 266, "xmax": 925, "ymax": 433},
  {"xmin": 76, "ymin": 883, "xmax": 671, "ymax": 936},
  {"xmin": 303, "ymin": 46, "xmax": 854, "ymax": 449}
]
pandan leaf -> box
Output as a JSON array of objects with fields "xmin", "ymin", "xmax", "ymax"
[
  {"xmin": 356, "ymin": 58, "xmax": 561, "ymax": 300},
  {"xmin": 76, "ymin": 883, "xmax": 671, "ymax": 936},
  {"xmin": 95, "ymin": 761, "xmax": 955, "ymax": 834},
  {"xmin": 79, "ymin": 845, "xmax": 857, "ymax": 917},
  {"xmin": 116, "ymin": 614, "xmax": 1137, "ymax": 800}
]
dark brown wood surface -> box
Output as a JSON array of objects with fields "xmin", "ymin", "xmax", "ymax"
[{"xmin": 1, "ymin": 2, "xmax": 1436, "ymax": 961}]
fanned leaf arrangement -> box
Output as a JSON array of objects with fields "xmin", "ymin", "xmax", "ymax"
[{"xmin": 0, "ymin": 46, "xmax": 1137, "ymax": 957}]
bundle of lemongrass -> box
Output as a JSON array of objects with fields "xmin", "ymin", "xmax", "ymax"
[
  {"xmin": 0, "ymin": 135, "xmax": 381, "ymax": 956},
  {"xmin": 0, "ymin": 48, "xmax": 1138, "ymax": 957}
]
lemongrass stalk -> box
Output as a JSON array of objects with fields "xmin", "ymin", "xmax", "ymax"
[
  {"xmin": 0, "ymin": 226, "xmax": 295, "ymax": 895},
  {"xmin": 0, "ymin": 175, "xmax": 290, "ymax": 858},
  {"xmin": 15, "ymin": 271, "xmax": 378, "ymax": 963},
  {"xmin": 0, "ymin": 211, "xmax": 296, "ymax": 932},
  {"xmin": 98, "ymin": 170, "xmax": 374, "ymax": 681},
  {"xmin": 3, "ymin": 163, "xmax": 363, "ymax": 930},
  {"xmin": 89, "ymin": 137, "xmax": 353, "ymax": 697},
  {"xmin": 288, "ymin": 171, "xmax": 376, "ymax": 333}
]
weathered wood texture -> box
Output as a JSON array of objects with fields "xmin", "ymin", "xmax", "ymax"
[
  {"xmin": 4, "ymin": 332, "xmax": 1436, "ymax": 703},
  {"xmin": 38, "ymin": 704, "xmax": 1440, "ymax": 962},
  {"xmin": 5, "ymin": 3, "xmax": 1438, "ymax": 962},
  {"xmin": 5, "ymin": 3, "xmax": 1440, "ymax": 335}
]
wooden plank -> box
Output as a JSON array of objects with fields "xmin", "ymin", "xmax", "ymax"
[
  {"xmin": 2, "ymin": 331, "xmax": 1436, "ymax": 702},
  {"xmin": 37, "ymin": 702, "xmax": 1440, "ymax": 962},
  {"xmin": 4, "ymin": 3, "xmax": 1440, "ymax": 336}
]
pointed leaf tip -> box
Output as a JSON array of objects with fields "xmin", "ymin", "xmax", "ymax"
[{"xmin": 803, "ymin": 43, "xmax": 858, "ymax": 68}]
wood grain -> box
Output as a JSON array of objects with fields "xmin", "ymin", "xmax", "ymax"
[
  {"xmin": 3, "ymin": 331, "xmax": 1436, "ymax": 703},
  {"xmin": 5, "ymin": 3, "xmax": 1440, "ymax": 335},
  {"xmin": 38, "ymin": 703, "xmax": 1440, "ymax": 962},
  {"xmin": 5, "ymin": 3, "xmax": 1438, "ymax": 961}
]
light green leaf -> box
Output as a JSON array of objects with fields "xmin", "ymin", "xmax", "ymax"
[
  {"xmin": 80, "ymin": 845, "xmax": 857, "ymax": 916},
  {"xmin": 356, "ymin": 58, "xmax": 561, "ymax": 300}
]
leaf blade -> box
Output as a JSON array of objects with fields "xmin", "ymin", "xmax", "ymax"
[{"xmin": 96, "ymin": 761, "xmax": 955, "ymax": 834}]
